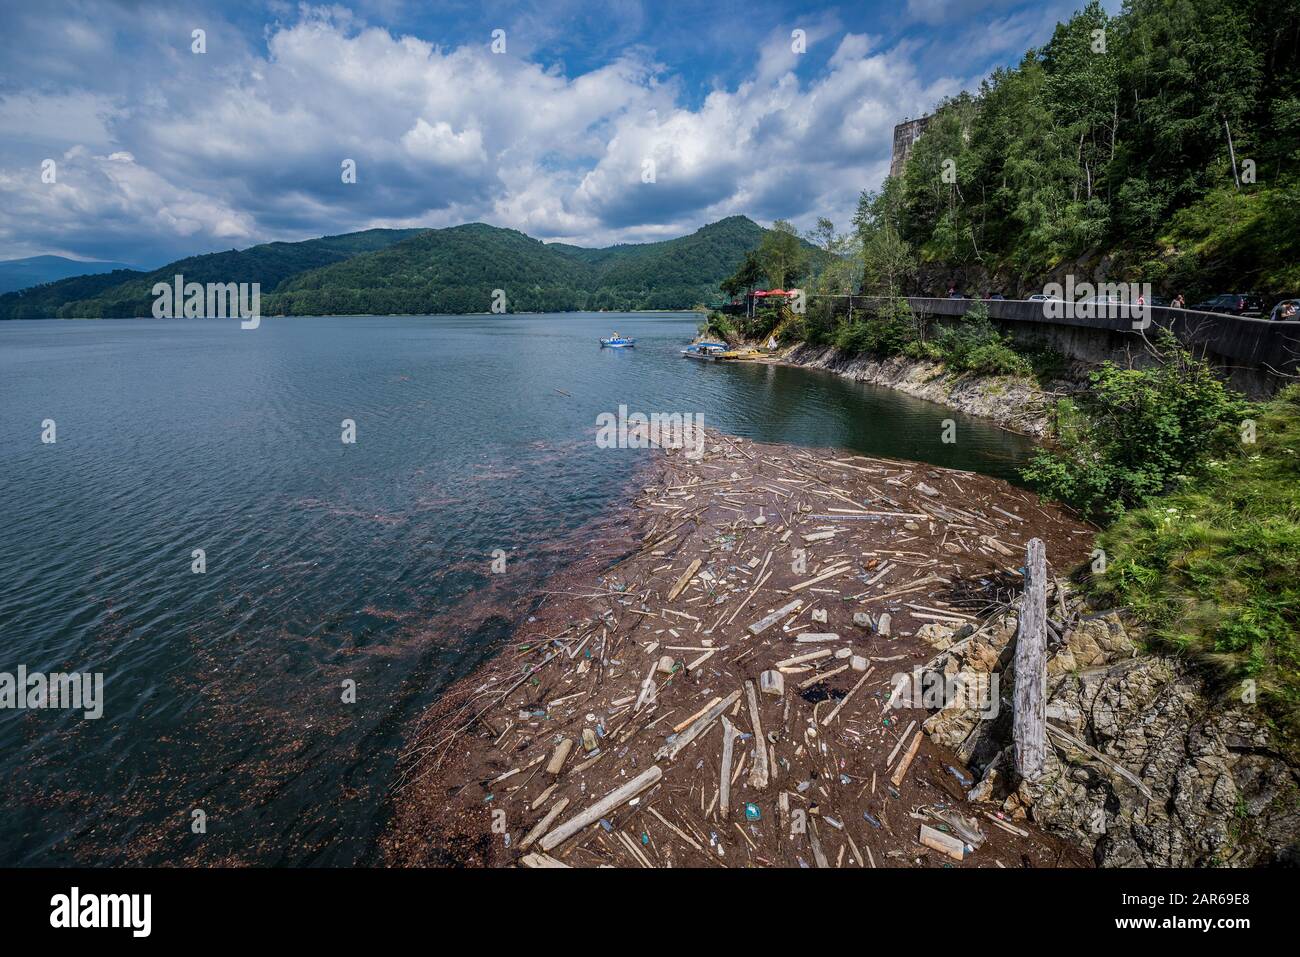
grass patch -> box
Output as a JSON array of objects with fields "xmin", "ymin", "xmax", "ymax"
[{"xmin": 1089, "ymin": 384, "xmax": 1300, "ymax": 755}]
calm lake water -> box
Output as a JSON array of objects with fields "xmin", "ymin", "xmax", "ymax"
[{"xmin": 0, "ymin": 313, "xmax": 1035, "ymax": 865}]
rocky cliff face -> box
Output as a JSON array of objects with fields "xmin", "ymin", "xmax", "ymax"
[
  {"xmin": 780, "ymin": 343, "xmax": 1068, "ymax": 437},
  {"xmin": 918, "ymin": 592, "xmax": 1300, "ymax": 867}
]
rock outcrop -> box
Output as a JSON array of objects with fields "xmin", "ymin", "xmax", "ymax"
[
  {"xmin": 922, "ymin": 593, "xmax": 1300, "ymax": 867},
  {"xmin": 780, "ymin": 344, "xmax": 1071, "ymax": 437}
]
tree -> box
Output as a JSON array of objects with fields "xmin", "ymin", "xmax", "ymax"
[
  {"xmin": 856, "ymin": 182, "xmax": 916, "ymax": 298},
  {"xmin": 757, "ymin": 220, "xmax": 807, "ymax": 289},
  {"xmin": 720, "ymin": 249, "xmax": 765, "ymax": 299},
  {"xmin": 805, "ymin": 217, "xmax": 840, "ymax": 254}
]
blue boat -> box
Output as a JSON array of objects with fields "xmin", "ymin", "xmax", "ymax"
[{"xmin": 599, "ymin": 335, "xmax": 636, "ymax": 348}]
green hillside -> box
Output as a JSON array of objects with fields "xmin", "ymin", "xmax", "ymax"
[
  {"xmin": 267, "ymin": 215, "xmax": 781, "ymax": 315},
  {"xmin": 890, "ymin": 0, "xmax": 1300, "ymax": 299},
  {"xmin": 2, "ymin": 216, "xmax": 786, "ymax": 318},
  {"xmin": 583, "ymin": 216, "xmax": 772, "ymax": 310},
  {"xmin": 0, "ymin": 228, "xmax": 426, "ymax": 319},
  {"xmin": 267, "ymin": 223, "xmax": 593, "ymax": 315}
]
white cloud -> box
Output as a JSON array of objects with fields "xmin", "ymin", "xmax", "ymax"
[{"xmin": 0, "ymin": 2, "xmax": 1069, "ymax": 262}]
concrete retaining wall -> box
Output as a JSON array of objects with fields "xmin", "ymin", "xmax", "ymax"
[{"xmin": 861, "ymin": 297, "xmax": 1300, "ymax": 397}]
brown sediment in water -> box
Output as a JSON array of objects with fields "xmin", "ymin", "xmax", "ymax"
[{"xmin": 381, "ymin": 430, "xmax": 1096, "ymax": 868}]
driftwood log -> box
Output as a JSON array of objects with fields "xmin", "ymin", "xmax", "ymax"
[
  {"xmin": 1014, "ymin": 538, "xmax": 1047, "ymax": 781},
  {"xmin": 744, "ymin": 680, "xmax": 769, "ymax": 789},
  {"xmin": 719, "ymin": 716, "xmax": 737, "ymax": 817},
  {"xmin": 539, "ymin": 766, "xmax": 662, "ymax": 851}
]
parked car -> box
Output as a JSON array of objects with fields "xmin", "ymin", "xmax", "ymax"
[
  {"xmin": 1269, "ymin": 299, "xmax": 1300, "ymax": 322},
  {"xmin": 1190, "ymin": 293, "xmax": 1265, "ymax": 317},
  {"xmin": 1027, "ymin": 293, "xmax": 1059, "ymax": 301}
]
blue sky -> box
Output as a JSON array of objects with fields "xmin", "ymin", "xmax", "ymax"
[{"xmin": 0, "ymin": 0, "xmax": 1106, "ymax": 267}]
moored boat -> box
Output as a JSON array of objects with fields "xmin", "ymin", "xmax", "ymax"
[{"xmin": 681, "ymin": 341, "xmax": 728, "ymax": 360}]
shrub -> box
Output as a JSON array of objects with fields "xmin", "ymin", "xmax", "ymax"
[
  {"xmin": 903, "ymin": 339, "xmax": 943, "ymax": 362},
  {"xmin": 962, "ymin": 341, "xmax": 1032, "ymax": 376},
  {"xmin": 834, "ymin": 301, "xmax": 917, "ymax": 357},
  {"xmin": 928, "ymin": 303, "xmax": 1032, "ymax": 376},
  {"xmin": 802, "ymin": 298, "xmax": 838, "ymax": 346},
  {"xmin": 700, "ymin": 311, "xmax": 737, "ymax": 343},
  {"xmin": 1021, "ymin": 337, "xmax": 1253, "ymax": 521}
]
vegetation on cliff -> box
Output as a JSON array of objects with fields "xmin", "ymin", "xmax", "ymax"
[
  {"xmin": 1089, "ymin": 383, "xmax": 1300, "ymax": 753},
  {"xmin": 893, "ymin": 0, "xmax": 1300, "ymax": 298}
]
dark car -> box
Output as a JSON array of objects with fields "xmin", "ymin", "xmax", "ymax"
[
  {"xmin": 1191, "ymin": 293, "xmax": 1265, "ymax": 317},
  {"xmin": 1269, "ymin": 299, "xmax": 1300, "ymax": 322}
]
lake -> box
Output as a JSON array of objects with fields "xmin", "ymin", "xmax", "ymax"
[{"xmin": 0, "ymin": 312, "xmax": 1036, "ymax": 864}]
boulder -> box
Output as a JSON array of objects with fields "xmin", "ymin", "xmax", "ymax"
[{"xmin": 917, "ymin": 622, "xmax": 956, "ymax": 650}]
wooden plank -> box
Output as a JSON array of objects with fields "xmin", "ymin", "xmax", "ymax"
[
  {"xmin": 545, "ymin": 738, "xmax": 573, "ymax": 775},
  {"xmin": 820, "ymin": 667, "xmax": 873, "ymax": 726},
  {"xmin": 774, "ymin": 648, "xmax": 832, "ymax": 668},
  {"xmin": 789, "ymin": 564, "xmax": 852, "ymax": 592},
  {"xmin": 656, "ymin": 689, "xmax": 741, "ymax": 761},
  {"xmin": 798, "ymin": 663, "xmax": 848, "ymax": 689},
  {"xmin": 520, "ymin": 852, "xmax": 571, "ymax": 868},
  {"xmin": 890, "ymin": 730, "xmax": 923, "ymax": 787},
  {"xmin": 1014, "ymin": 538, "xmax": 1047, "ymax": 781},
  {"xmin": 745, "ymin": 680, "xmax": 769, "ymax": 789},
  {"xmin": 667, "ymin": 558, "xmax": 702, "ymax": 601},
  {"xmin": 719, "ymin": 716, "xmax": 736, "ymax": 817},
  {"xmin": 520, "ymin": 797, "xmax": 570, "ymax": 849},
  {"xmin": 672, "ymin": 696, "xmax": 721, "ymax": 733},
  {"xmin": 919, "ymin": 824, "xmax": 965, "ymax": 862},
  {"xmin": 539, "ymin": 766, "xmax": 662, "ymax": 851},
  {"xmin": 747, "ymin": 598, "xmax": 803, "ymax": 636},
  {"xmin": 885, "ymin": 719, "xmax": 917, "ymax": 765}
]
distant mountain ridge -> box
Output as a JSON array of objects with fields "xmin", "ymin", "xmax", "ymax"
[
  {"xmin": 0, "ymin": 255, "xmax": 138, "ymax": 295},
  {"xmin": 0, "ymin": 229, "xmax": 426, "ymax": 320},
  {"xmin": 0, "ymin": 216, "xmax": 786, "ymax": 319}
]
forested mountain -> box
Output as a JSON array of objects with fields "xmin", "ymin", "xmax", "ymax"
[
  {"xmin": 267, "ymin": 215, "xmax": 775, "ymax": 315},
  {"xmin": 0, "ymin": 255, "xmax": 138, "ymax": 295},
  {"xmin": 0, "ymin": 228, "xmax": 425, "ymax": 319},
  {"xmin": 581, "ymin": 217, "xmax": 775, "ymax": 310},
  {"xmin": 268, "ymin": 223, "xmax": 594, "ymax": 315},
  {"xmin": 1, "ymin": 216, "xmax": 781, "ymax": 318},
  {"xmin": 889, "ymin": 0, "xmax": 1300, "ymax": 299}
]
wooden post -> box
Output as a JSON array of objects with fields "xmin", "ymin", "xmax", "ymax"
[{"xmin": 1014, "ymin": 538, "xmax": 1047, "ymax": 781}]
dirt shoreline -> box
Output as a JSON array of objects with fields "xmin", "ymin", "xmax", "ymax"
[{"xmin": 382, "ymin": 429, "xmax": 1096, "ymax": 868}]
